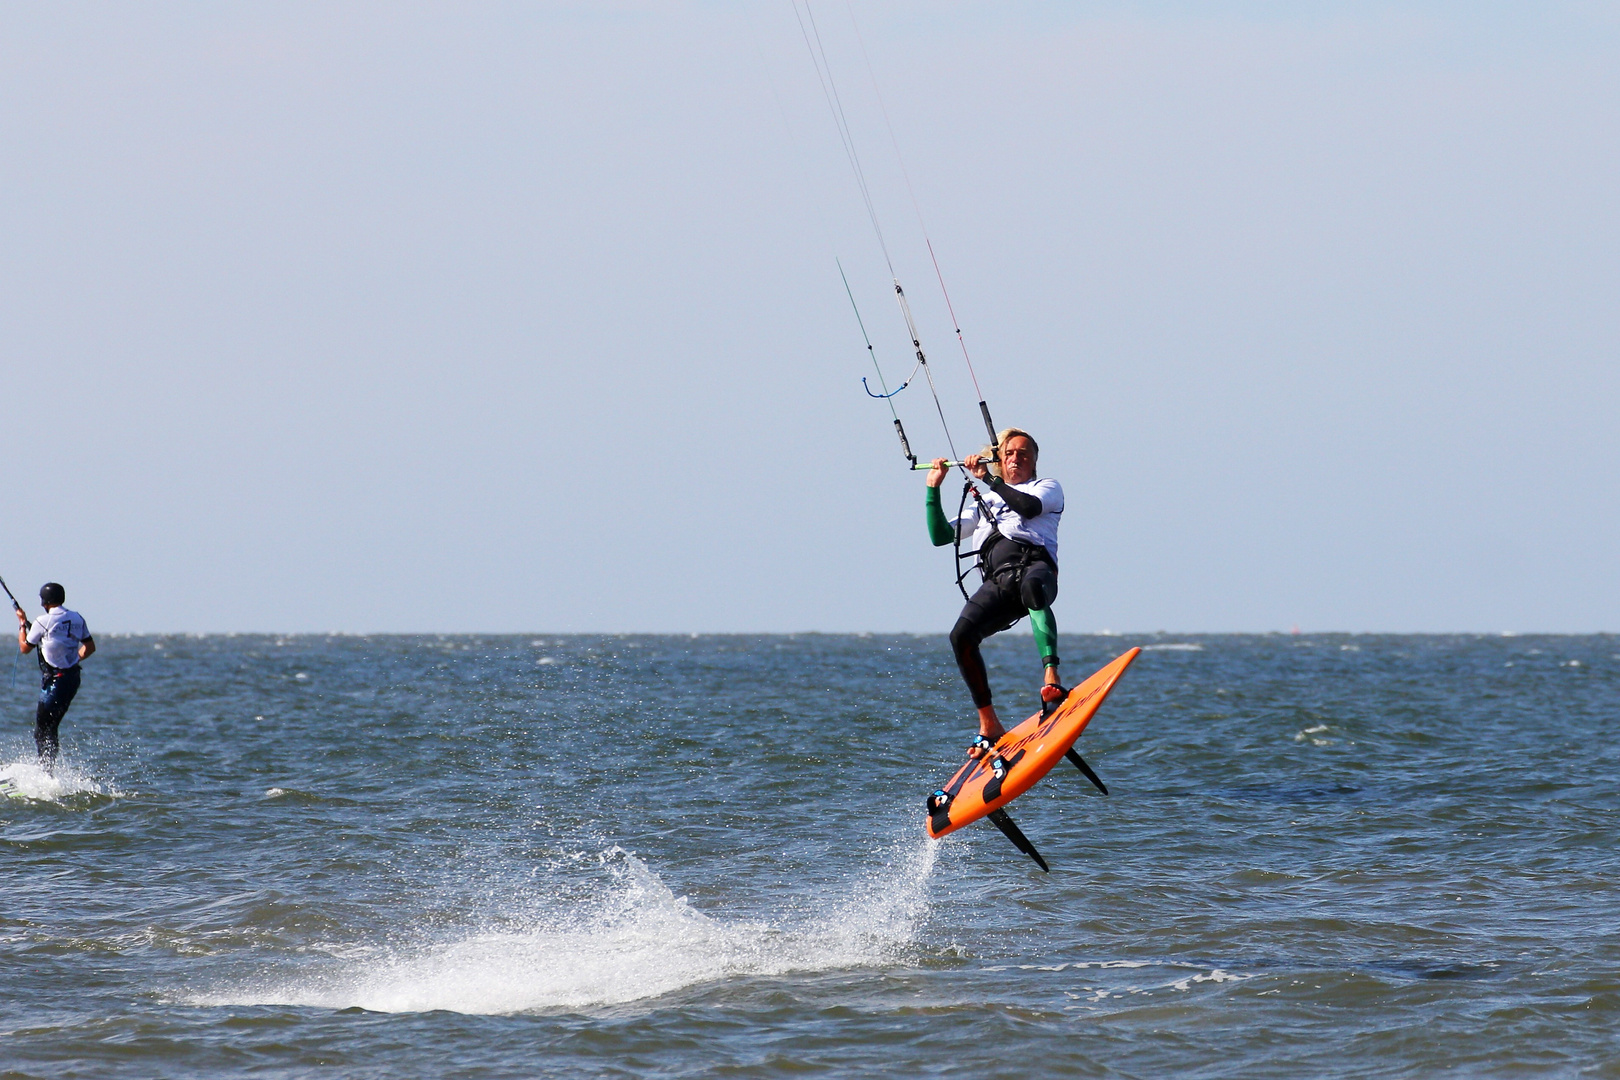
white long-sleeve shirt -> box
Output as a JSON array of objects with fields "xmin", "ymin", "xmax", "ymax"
[{"xmin": 951, "ymin": 477, "xmax": 1064, "ymax": 561}]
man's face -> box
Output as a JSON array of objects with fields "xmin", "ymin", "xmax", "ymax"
[{"xmin": 1000, "ymin": 436, "xmax": 1036, "ymax": 484}]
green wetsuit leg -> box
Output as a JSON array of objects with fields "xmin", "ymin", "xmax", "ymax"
[{"xmin": 1030, "ymin": 606, "xmax": 1059, "ymax": 670}]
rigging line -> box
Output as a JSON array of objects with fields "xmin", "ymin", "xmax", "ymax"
[
  {"xmin": 843, "ymin": 1, "xmax": 928, "ymax": 261},
  {"xmin": 838, "ymin": 258, "xmax": 916, "ymax": 409},
  {"xmin": 841, "ymin": 259, "xmax": 918, "ymax": 466},
  {"xmin": 805, "ymin": 2, "xmax": 895, "ymax": 277},
  {"xmin": 793, "ymin": 0, "xmax": 961, "ymax": 466},
  {"xmin": 765, "ymin": 10, "xmax": 921, "ymax": 462},
  {"xmin": 793, "ymin": 1, "xmax": 893, "ymax": 276},
  {"xmin": 926, "ymin": 238, "xmax": 983, "ymax": 402},
  {"xmin": 844, "ymin": 1, "xmax": 997, "ymax": 448},
  {"xmin": 895, "ymin": 279, "xmax": 961, "ymax": 464}
]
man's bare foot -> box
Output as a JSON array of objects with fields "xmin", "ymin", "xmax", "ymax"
[
  {"xmin": 1040, "ymin": 682, "xmax": 1069, "ymax": 718},
  {"xmin": 968, "ymin": 705, "xmax": 1005, "ymax": 757},
  {"xmin": 1040, "ymin": 666, "xmax": 1067, "ymax": 717}
]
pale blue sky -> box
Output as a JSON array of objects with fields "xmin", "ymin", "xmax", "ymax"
[{"xmin": 1, "ymin": 2, "xmax": 1615, "ymax": 633}]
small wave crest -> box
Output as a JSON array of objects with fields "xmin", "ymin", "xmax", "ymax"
[
  {"xmin": 0, "ymin": 758, "xmax": 114, "ymax": 802},
  {"xmin": 197, "ymin": 839, "xmax": 937, "ymax": 1015},
  {"xmin": 1141, "ymin": 643, "xmax": 1203, "ymax": 652}
]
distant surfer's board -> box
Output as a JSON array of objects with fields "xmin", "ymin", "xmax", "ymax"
[{"xmin": 926, "ymin": 647, "xmax": 1140, "ymax": 851}]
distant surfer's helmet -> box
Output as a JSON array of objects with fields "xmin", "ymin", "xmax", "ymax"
[{"xmin": 39, "ymin": 583, "xmax": 64, "ymax": 607}]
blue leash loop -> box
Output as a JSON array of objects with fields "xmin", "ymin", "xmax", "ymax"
[{"xmin": 862, "ymin": 376, "xmax": 909, "ymax": 399}]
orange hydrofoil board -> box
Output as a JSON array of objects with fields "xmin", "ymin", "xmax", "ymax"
[{"xmin": 925, "ymin": 647, "xmax": 1141, "ymax": 871}]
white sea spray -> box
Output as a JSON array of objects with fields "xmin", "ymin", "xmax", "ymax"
[{"xmin": 196, "ymin": 840, "xmax": 938, "ymax": 1015}]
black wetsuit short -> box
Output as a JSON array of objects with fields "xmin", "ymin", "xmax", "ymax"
[{"xmin": 950, "ymin": 532, "xmax": 1058, "ymax": 709}]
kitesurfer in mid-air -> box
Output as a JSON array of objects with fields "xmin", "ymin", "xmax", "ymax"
[
  {"xmin": 925, "ymin": 429, "xmax": 1064, "ymax": 756},
  {"xmin": 15, "ymin": 582, "xmax": 94, "ymax": 768}
]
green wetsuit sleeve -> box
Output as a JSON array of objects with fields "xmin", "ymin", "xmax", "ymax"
[
  {"xmin": 1030, "ymin": 606, "xmax": 1059, "ymax": 669},
  {"xmin": 924, "ymin": 486, "xmax": 954, "ymax": 547}
]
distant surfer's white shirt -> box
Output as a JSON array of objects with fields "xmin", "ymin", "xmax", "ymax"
[
  {"xmin": 952, "ymin": 477, "xmax": 1064, "ymax": 561},
  {"xmin": 27, "ymin": 607, "xmax": 90, "ymax": 670}
]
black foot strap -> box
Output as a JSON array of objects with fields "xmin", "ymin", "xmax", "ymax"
[
  {"xmin": 986, "ymin": 808, "xmax": 1049, "ymax": 872},
  {"xmin": 1065, "ymin": 748, "xmax": 1108, "ymax": 795}
]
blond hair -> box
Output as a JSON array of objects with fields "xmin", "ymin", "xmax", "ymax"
[{"xmin": 981, "ymin": 428, "xmax": 1038, "ymax": 479}]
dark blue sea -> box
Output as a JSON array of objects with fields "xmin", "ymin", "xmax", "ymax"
[{"xmin": 4, "ymin": 633, "xmax": 1619, "ymax": 1078}]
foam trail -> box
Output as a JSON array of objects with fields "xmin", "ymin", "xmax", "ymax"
[
  {"xmin": 0, "ymin": 757, "xmax": 109, "ymax": 801},
  {"xmin": 201, "ymin": 840, "xmax": 938, "ymax": 1015}
]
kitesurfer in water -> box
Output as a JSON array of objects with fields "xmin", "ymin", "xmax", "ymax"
[
  {"xmin": 925, "ymin": 429, "xmax": 1064, "ymax": 755},
  {"xmin": 15, "ymin": 583, "xmax": 95, "ymax": 768}
]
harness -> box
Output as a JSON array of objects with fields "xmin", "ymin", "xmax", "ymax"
[
  {"xmin": 38, "ymin": 655, "xmax": 74, "ymax": 678},
  {"xmin": 952, "ymin": 479, "xmax": 1055, "ymax": 603},
  {"xmin": 980, "ymin": 532, "xmax": 1055, "ymax": 581}
]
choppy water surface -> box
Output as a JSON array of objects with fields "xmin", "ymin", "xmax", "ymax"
[{"xmin": 4, "ymin": 633, "xmax": 1620, "ymax": 1077}]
